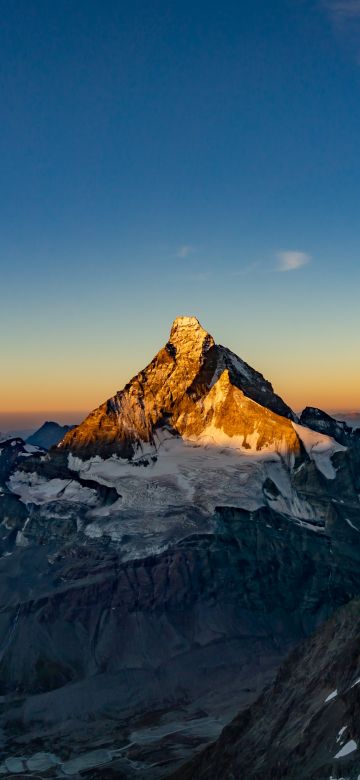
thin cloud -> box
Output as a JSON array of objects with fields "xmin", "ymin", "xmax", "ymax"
[
  {"xmin": 321, "ymin": 0, "xmax": 360, "ymax": 39},
  {"xmin": 176, "ymin": 245, "xmax": 196, "ymax": 259},
  {"xmin": 230, "ymin": 261, "xmax": 262, "ymax": 277},
  {"xmin": 276, "ymin": 251, "xmax": 311, "ymax": 272},
  {"xmin": 321, "ymin": 0, "xmax": 360, "ymax": 64},
  {"xmin": 323, "ymin": 0, "xmax": 360, "ymax": 21}
]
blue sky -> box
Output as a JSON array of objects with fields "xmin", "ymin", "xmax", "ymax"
[{"xmin": 1, "ymin": 0, "xmax": 360, "ymax": 422}]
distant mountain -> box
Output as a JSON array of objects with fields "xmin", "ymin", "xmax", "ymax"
[
  {"xmin": 27, "ymin": 421, "xmax": 75, "ymax": 450},
  {"xmin": 334, "ymin": 411, "xmax": 360, "ymax": 430},
  {"xmin": 170, "ymin": 599, "xmax": 360, "ymax": 780},
  {"xmin": 0, "ymin": 429, "xmax": 34, "ymax": 443}
]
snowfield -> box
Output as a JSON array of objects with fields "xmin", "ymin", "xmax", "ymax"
[{"xmin": 6, "ymin": 422, "xmax": 344, "ymax": 550}]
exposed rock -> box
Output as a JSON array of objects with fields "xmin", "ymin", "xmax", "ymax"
[
  {"xmin": 59, "ymin": 316, "xmax": 297, "ymax": 459},
  {"xmin": 300, "ymin": 406, "xmax": 353, "ymax": 446},
  {"xmin": 1, "ymin": 502, "xmax": 360, "ymax": 775},
  {"xmin": 169, "ymin": 599, "xmax": 360, "ymax": 780}
]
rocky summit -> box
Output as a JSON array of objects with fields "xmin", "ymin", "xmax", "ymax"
[
  {"xmin": 59, "ymin": 315, "xmax": 298, "ymax": 459},
  {"xmin": 0, "ymin": 316, "xmax": 359, "ymax": 779}
]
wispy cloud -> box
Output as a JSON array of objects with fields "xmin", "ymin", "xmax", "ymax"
[
  {"xmin": 276, "ymin": 251, "xmax": 311, "ymax": 272},
  {"xmin": 321, "ymin": 0, "xmax": 360, "ymax": 43},
  {"xmin": 323, "ymin": 0, "xmax": 360, "ymax": 21},
  {"xmin": 229, "ymin": 261, "xmax": 262, "ymax": 277},
  {"xmin": 321, "ymin": 1, "xmax": 360, "ymax": 64},
  {"xmin": 176, "ymin": 245, "xmax": 196, "ymax": 259}
]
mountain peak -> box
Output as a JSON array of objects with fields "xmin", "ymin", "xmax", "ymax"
[
  {"xmin": 59, "ymin": 316, "xmax": 297, "ymax": 458},
  {"xmin": 168, "ymin": 316, "xmax": 215, "ymax": 358}
]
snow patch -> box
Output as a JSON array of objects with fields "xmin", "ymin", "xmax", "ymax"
[
  {"xmin": 8, "ymin": 471, "xmax": 98, "ymax": 507},
  {"xmin": 335, "ymin": 739, "xmax": 357, "ymax": 759},
  {"xmin": 24, "ymin": 443, "xmax": 40, "ymax": 453},
  {"xmin": 292, "ymin": 423, "xmax": 346, "ymax": 479},
  {"xmin": 227, "ymin": 351, "xmax": 254, "ymax": 382},
  {"xmin": 69, "ymin": 435, "xmax": 271, "ymax": 520},
  {"xmin": 346, "ymin": 518, "xmax": 359, "ymax": 532},
  {"xmin": 337, "ymin": 726, "xmax": 348, "ymax": 743},
  {"xmin": 67, "ymin": 433, "xmax": 327, "ymax": 534},
  {"xmin": 324, "ymin": 689, "xmax": 338, "ymax": 702}
]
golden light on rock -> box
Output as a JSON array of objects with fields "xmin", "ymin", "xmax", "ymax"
[{"xmin": 60, "ymin": 316, "xmax": 303, "ymax": 461}]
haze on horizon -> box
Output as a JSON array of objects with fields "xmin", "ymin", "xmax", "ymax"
[
  {"xmin": 1, "ymin": 310, "xmax": 359, "ymax": 432},
  {"xmin": 1, "ymin": 0, "xmax": 359, "ymax": 422}
]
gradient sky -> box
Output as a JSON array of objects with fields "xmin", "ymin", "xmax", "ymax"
[{"xmin": 1, "ymin": 0, "xmax": 360, "ymax": 428}]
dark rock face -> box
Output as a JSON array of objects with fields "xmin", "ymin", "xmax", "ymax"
[
  {"xmin": 0, "ymin": 439, "xmax": 34, "ymax": 552},
  {"xmin": 26, "ymin": 421, "xmax": 75, "ymax": 450},
  {"xmin": 170, "ymin": 599, "xmax": 360, "ymax": 780},
  {"xmin": 299, "ymin": 406, "xmax": 360, "ymax": 498},
  {"xmin": 300, "ymin": 406, "xmax": 354, "ymax": 446},
  {"xmin": 0, "ymin": 438, "xmax": 27, "ymax": 485},
  {"xmin": 1, "ymin": 498, "xmax": 360, "ymax": 774}
]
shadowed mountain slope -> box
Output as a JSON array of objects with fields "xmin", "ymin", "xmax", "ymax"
[
  {"xmin": 27, "ymin": 421, "xmax": 74, "ymax": 450},
  {"xmin": 169, "ymin": 599, "xmax": 360, "ymax": 780}
]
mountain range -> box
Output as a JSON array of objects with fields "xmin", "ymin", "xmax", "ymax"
[{"xmin": 0, "ymin": 315, "xmax": 359, "ymax": 779}]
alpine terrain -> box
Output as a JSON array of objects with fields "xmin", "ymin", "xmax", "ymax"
[
  {"xmin": 27, "ymin": 422, "xmax": 75, "ymax": 451},
  {"xmin": 0, "ymin": 316, "xmax": 359, "ymax": 779}
]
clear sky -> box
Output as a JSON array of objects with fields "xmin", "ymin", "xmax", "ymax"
[{"xmin": 1, "ymin": 0, "xmax": 359, "ymax": 428}]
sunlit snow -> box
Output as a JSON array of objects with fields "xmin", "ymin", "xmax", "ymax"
[{"xmin": 292, "ymin": 423, "xmax": 346, "ymax": 479}]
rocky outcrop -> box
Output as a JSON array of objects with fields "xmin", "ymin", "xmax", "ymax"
[
  {"xmin": 0, "ymin": 438, "xmax": 27, "ymax": 486},
  {"xmin": 300, "ymin": 406, "xmax": 353, "ymax": 446},
  {"xmin": 174, "ymin": 368, "xmax": 301, "ymax": 457},
  {"xmin": 299, "ymin": 407, "xmax": 360, "ymax": 498},
  {"xmin": 59, "ymin": 316, "xmax": 297, "ymax": 459},
  {"xmin": 169, "ymin": 599, "xmax": 360, "ymax": 780}
]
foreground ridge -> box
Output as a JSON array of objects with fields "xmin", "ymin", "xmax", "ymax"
[{"xmin": 169, "ymin": 599, "xmax": 360, "ymax": 780}]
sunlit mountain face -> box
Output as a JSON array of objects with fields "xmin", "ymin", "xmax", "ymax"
[
  {"xmin": 58, "ymin": 315, "xmax": 298, "ymax": 458},
  {"xmin": 1, "ymin": 317, "xmax": 360, "ymax": 778}
]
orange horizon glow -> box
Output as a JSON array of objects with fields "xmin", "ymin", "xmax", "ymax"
[
  {"xmin": 1, "ymin": 369, "xmax": 359, "ymax": 422},
  {"xmin": 2, "ymin": 322, "xmax": 359, "ymax": 426}
]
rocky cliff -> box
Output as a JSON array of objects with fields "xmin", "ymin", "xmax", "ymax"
[
  {"xmin": 59, "ymin": 316, "xmax": 298, "ymax": 459},
  {"xmin": 170, "ymin": 599, "xmax": 360, "ymax": 780}
]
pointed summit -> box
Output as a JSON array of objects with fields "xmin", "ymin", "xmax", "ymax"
[
  {"xmin": 168, "ymin": 316, "xmax": 215, "ymax": 358},
  {"xmin": 59, "ymin": 316, "xmax": 298, "ymax": 459}
]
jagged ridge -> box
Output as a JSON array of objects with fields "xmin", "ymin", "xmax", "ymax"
[{"xmin": 59, "ymin": 316, "xmax": 299, "ymax": 459}]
